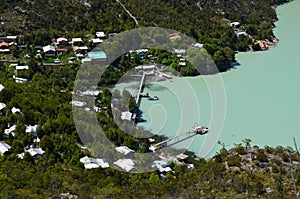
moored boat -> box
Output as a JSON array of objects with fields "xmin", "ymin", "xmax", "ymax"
[
  {"xmin": 193, "ymin": 126, "xmax": 208, "ymax": 135},
  {"xmin": 148, "ymin": 96, "xmax": 159, "ymax": 101}
]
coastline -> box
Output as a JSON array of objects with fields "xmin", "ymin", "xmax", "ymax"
[
  {"xmin": 240, "ymin": 0, "xmax": 293, "ymax": 54},
  {"xmin": 137, "ymin": 0, "xmax": 299, "ymax": 159}
]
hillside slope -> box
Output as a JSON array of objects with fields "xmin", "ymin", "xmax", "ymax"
[
  {"xmin": 0, "ymin": 0, "xmax": 290, "ymax": 37},
  {"xmin": 0, "ymin": 0, "xmax": 292, "ymax": 72}
]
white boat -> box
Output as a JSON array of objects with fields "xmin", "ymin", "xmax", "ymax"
[{"xmin": 193, "ymin": 126, "xmax": 208, "ymax": 135}]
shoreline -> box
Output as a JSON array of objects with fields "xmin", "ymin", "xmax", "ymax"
[
  {"xmin": 137, "ymin": 0, "xmax": 297, "ymax": 159},
  {"xmin": 237, "ymin": 0, "xmax": 293, "ymax": 54}
]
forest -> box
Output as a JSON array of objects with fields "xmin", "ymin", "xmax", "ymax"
[
  {"xmin": 0, "ymin": 0, "xmax": 298, "ymax": 198},
  {"xmin": 0, "ymin": 0, "xmax": 292, "ymax": 72},
  {"xmin": 1, "ymin": 46, "xmax": 300, "ymax": 198}
]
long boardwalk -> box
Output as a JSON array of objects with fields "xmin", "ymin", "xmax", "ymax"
[
  {"xmin": 135, "ymin": 71, "xmax": 146, "ymax": 105},
  {"xmin": 149, "ymin": 129, "xmax": 199, "ymax": 151}
]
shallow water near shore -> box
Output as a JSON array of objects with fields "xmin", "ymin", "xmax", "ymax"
[{"xmin": 135, "ymin": 0, "xmax": 300, "ymax": 157}]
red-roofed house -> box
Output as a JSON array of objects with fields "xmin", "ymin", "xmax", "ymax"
[
  {"xmin": 0, "ymin": 42, "xmax": 10, "ymax": 53},
  {"xmin": 0, "ymin": 42, "xmax": 9, "ymax": 48}
]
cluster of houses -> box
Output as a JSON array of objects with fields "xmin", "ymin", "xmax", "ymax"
[
  {"xmin": 228, "ymin": 21, "xmax": 252, "ymax": 39},
  {"xmin": 8, "ymin": 63, "xmax": 29, "ymax": 83},
  {"xmin": 0, "ymin": 83, "xmax": 44, "ymax": 158},
  {"xmin": 70, "ymin": 99, "xmax": 101, "ymax": 113},
  {"xmin": 80, "ymin": 145, "xmax": 194, "ymax": 174},
  {"xmin": 228, "ymin": 21, "xmax": 278, "ymax": 50},
  {"xmin": 0, "ymin": 85, "xmax": 23, "ymax": 114},
  {"xmin": 80, "ymin": 156, "xmax": 110, "ymax": 169},
  {"xmin": 0, "ymin": 35, "xmax": 18, "ymax": 54},
  {"xmin": 79, "ymin": 146, "xmax": 135, "ymax": 171},
  {"xmin": 41, "ymin": 34, "xmax": 107, "ymax": 62},
  {"xmin": 0, "ymin": 142, "xmax": 44, "ymax": 159},
  {"xmin": 1, "ymin": 63, "xmax": 37, "ymax": 83},
  {"xmin": 0, "ymin": 122, "xmax": 43, "ymax": 159},
  {"xmin": 70, "ymin": 89, "xmax": 102, "ymax": 112},
  {"xmin": 0, "ymin": 32, "xmax": 109, "ymax": 64},
  {"xmin": 168, "ymin": 32, "xmax": 204, "ymax": 70},
  {"xmin": 1, "ymin": 120, "xmax": 42, "ymax": 158}
]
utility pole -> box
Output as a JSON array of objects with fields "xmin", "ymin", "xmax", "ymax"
[{"xmin": 294, "ymin": 137, "xmax": 300, "ymax": 163}]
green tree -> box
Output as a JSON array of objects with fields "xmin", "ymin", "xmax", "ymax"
[
  {"xmin": 149, "ymin": 173, "xmax": 160, "ymax": 185},
  {"xmin": 242, "ymin": 138, "xmax": 252, "ymax": 152}
]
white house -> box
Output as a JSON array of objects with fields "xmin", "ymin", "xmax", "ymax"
[
  {"xmin": 115, "ymin": 146, "xmax": 135, "ymax": 156},
  {"xmin": 0, "ymin": 102, "xmax": 6, "ymax": 111},
  {"xmin": 229, "ymin": 22, "xmax": 240, "ymax": 28},
  {"xmin": 33, "ymin": 137, "xmax": 40, "ymax": 143},
  {"xmin": 121, "ymin": 111, "xmax": 132, "ymax": 121},
  {"xmin": 96, "ymin": 31, "xmax": 106, "ymax": 38},
  {"xmin": 235, "ymin": 31, "xmax": 248, "ymax": 37},
  {"xmin": 151, "ymin": 160, "xmax": 172, "ymax": 173},
  {"xmin": 14, "ymin": 77, "xmax": 28, "ymax": 83},
  {"xmin": 43, "ymin": 45, "xmax": 56, "ymax": 53},
  {"xmin": 91, "ymin": 38, "xmax": 103, "ymax": 46},
  {"xmin": 6, "ymin": 36, "xmax": 17, "ymax": 43},
  {"xmin": 70, "ymin": 100, "xmax": 87, "ymax": 107},
  {"xmin": 18, "ymin": 146, "xmax": 45, "ymax": 159},
  {"xmin": 43, "ymin": 45, "xmax": 56, "ymax": 56},
  {"xmin": 4, "ymin": 124, "xmax": 16, "ymax": 136},
  {"xmin": 81, "ymin": 90, "xmax": 101, "ymax": 96},
  {"xmin": 176, "ymin": 153, "xmax": 189, "ymax": 161},
  {"xmin": 25, "ymin": 125, "xmax": 38, "ymax": 133},
  {"xmin": 179, "ymin": 62, "xmax": 186, "ymax": 66},
  {"xmin": 80, "ymin": 156, "xmax": 110, "ymax": 169},
  {"xmin": 0, "ymin": 141, "xmax": 11, "ymax": 155},
  {"xmin": 191, "ymin": 43, "xmax": 204, "ymax": 49},
  {"xmin": 9, "ymin": 64, "xmax": 18, "ymax": 68},
  {"xmin": 187, "ymin": 164, "xmax": 194, "ymax": 170},
  {"xmin": 25, "ymin": 146, "xmax": 45, "ymax": 158},
  {"xmin": 93, "ymin": 106, "xmax": 101, "ymax": 112},
  {"xmin": 134, "ymin": 65, "xmax": 156, "ymax": 71},
  {"xmin": 16, "ymin": 65, "xmax": 29, "ymax": 70},
  {"xmin": 174, "ymin": 49, "xmax": 186, "ymax": 54},
  {"xmin": 72, "ymin": 38, "xmax": 84, "ymax": 46},
  {"xmin": 11, "ymin": 107, "xmax": 21, "ymax": 114},
  {"xmin": 114, "ymin": 159, "xmax": 135, "ymax": 172}
]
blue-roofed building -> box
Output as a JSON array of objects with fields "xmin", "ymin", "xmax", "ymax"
[{"xmin": 88, "ymin": 51, "xmax": 107, "ymax": 60}]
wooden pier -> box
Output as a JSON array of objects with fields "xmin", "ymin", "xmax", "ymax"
[
  {"xmin": 149, "ymin": 126, "xmax": 208, "ymax": 152},
  {"xmin": 135, "ymin": 71, "xmax": 146, "ymax": 105}
]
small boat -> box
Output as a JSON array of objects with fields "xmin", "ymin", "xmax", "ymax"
[
  {"xmin": 193, "ymin": 126, "xmax": 208, "ymax": 135},
  {"xmin": 155, "ymin": 77, "xmax": 165, "ymax": 82},
  {"xmin": 148, "ymin": 96, "xmax": 159, "ymax": 101}
]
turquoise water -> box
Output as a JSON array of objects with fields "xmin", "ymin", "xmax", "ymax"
[{"xmin": 136, "ymin": 0, "xmax": 300, "ymax": 157}]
